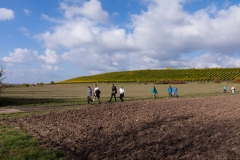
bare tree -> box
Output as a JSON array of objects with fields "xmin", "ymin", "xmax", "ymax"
[{"xmin": 0, "ymin": 65, "xmax": 6, "ymax": 94}]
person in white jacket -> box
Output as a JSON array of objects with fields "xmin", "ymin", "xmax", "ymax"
[
  {"xmin": 92, "ymin": 84, "xmax": 101, "ymax": 104},
  {"xmin": 119, "ymin": 86, "xmax": 125, "ymax": 102}
]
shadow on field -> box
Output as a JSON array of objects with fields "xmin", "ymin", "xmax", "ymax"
[
  {"xmin": 0, "ymin": 97, "xmax": 69, "ymax": 107},
  {"xmin": 64, "ymin": 116, "xmax": 239, "ymax": 159}
]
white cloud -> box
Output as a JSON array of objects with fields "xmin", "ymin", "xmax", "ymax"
[
  {"xmin": 35, "ymin": 20, "xmax": 98, "ymax": 50},
  {"xmin": 23, "ymin": 9, "xmax": 31, "ymax": 15},
  {"xmin": 38, "ymin": 49, "xmax": 61, "ymax": 64},
  {"xmin": 0, "ymin": 8, "xmax": 14, "ymax": 20},
  {"xmin": 35, "ymin": 0, "xmax": 113, "ymax": 50},
  {"xmin": 42, "ymin": 64, "xmax": 60, "ymax": 71},
  {"xmin": 112, "ymin": 12, "xmax": 119, "ymax": 16},
  {"xmin": 1, "ymin": 48, "xmax": 38, "ymax": 64},
  {"xmin": 61, "ymin": 48, "xmax": 128, "ymax": 72},
  {"xmin": 189, "ymin": 53, "xmax": 240, "ymax": 68},
  {"xmin": 126, "ymin": 0, "xmax": 240, "ymax": 67},
  {"xmin": 19, "ymin": 27, "xmax": 30, "ymax": 36},
  {"xmin": 60, "ymin": 0, "xmax": 109, "ymax": 24},
  {"xmin": 41, "ymin": 14, "xmax": 62, "ymax": 23},
  {"xmin": 1, "ymin": 48, "xmax": 63, "ymax": 77},
  {"xmin": 4, "ymin": 69, "xmax": 62, "ymax": 84},
  {"xmin": 223, "ymin": 0, "xmax": 230, "ymax": 8}
]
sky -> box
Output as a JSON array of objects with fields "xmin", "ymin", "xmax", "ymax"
[{"xmin": 1, "ymin": 0, "xmax": 240, "ymax": 84}]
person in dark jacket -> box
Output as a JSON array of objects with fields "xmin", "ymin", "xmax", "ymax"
[{"xmin": 108, "ymin": 84, "xmax": 117, "ymax": 102}]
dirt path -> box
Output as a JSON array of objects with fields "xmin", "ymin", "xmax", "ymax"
[
  {"xmin": 0, "ymin": 108, "xmax": 23, "ymax": 114},
  {"xmin": 0, "ymin": 105, "xmax": 80, "ymax": 114}
]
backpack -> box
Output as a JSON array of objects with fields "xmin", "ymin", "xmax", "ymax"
[
  {"xmin": 115, "ymin": 86, "xmax": 117, "ymax": 93},
  {"xmin": 96, "ymin": 89, "xmax": 101, "ymax": 94}
]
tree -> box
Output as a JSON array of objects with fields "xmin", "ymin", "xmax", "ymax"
[{"xmin": 0, "ymin": 65, "xmax": 6, "ymax": 94}]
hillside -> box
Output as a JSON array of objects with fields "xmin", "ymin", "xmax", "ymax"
[{"xmin": 58, "ymin": 68, "xmax": 240, "ymax": 83}]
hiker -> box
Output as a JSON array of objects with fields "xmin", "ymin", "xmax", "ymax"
[
  {"xmin": 108, "ymin": 84, "xmax": 117, "ymax": 102},
  {"xmin": 92, "ymin": 84, "xmax": 101, "ymax": 104},
  {"xmin": 87, "ymin": 86, "xmax": 93, "ymax": 104},
  {"xmin": 119, "ymin": 86, "xmax": 125, "ymax": 102},
  {"xmin": 231, "ymin": 87, "xmax": 235, "ymax": 93},
  {"xmin": 151, "ymin": 86, "xmax": 158, "ymax": 99},
  {"xmin": 167, "ymin": 86, "xmax": 172, "ymax": 97},
  {"xmin": 173, "ymin": 86, "xmax": 178, "ymax": 97},
  {"xmin": 223, "ymin": 86, "xmax": 227, "ymax": 93}
]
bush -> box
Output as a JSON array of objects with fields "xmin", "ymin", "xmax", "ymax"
[
  {"xmin": 233, "ymin": 77, "xmax": 240, "ymax": 83},
  {"xmin": 213, "ymin": 77, "xmax": 222, "ymax": 83},
  {"xmin": 22, "ymin": 83, "xmax": 29, "ymax": 87},
  {"xmin": 155, "ymin": 79, "xmax": 186, "ymax": 84},
  {"xmin": 36, "ymin": 82, "xmax": 44, "ymax": 86},
  {"xmin": 30, "ymin": 83, "xmax": 36, "ymax": 87}
]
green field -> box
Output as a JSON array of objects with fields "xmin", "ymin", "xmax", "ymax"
[
  {"xmin": 1, "ymin": 82, "xmax": 240, "ymax": 107},
  {"xmin": 58, "ymin": 68, "xmax": 240, "ymax": 83}
]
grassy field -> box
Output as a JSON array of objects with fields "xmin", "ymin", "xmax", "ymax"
[
  {"xmin": 0, "ymin": 82, "xmax": 240, "ymax": 159},
  {"xmin": 1, "ymin": 82, "xmax": 240, "ymax": 104},
  {"xmin": 0, "ymin": 126, "xmax": 64, "ymax": 160}
]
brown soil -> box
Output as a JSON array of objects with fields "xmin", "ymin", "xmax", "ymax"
[{"xmin": 3, "ymin": 95, "xmax": 240, "ymax": 159}]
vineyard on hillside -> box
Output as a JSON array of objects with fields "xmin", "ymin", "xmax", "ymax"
[{"xmin": 58, "ymin": 68, "xmax": 240, "ymax": 83}]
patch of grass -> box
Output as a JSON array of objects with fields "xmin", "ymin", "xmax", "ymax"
[
  {"xmin": 0, "ymin": 112, "xmax": 34, "ymax": 120},
  {"xmin": 0, "ymin": 125, "xmax": 64, "ymax": 160}
]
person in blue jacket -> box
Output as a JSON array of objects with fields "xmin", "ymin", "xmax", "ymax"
[
  {"xmin": 173, "ymin": 86, "xmax": 178, "ymax": 97},
  {"xmin": 168, "ymin": 86, "xmax": 172, "ymax": 97},
  {"xmin": 223, "ymin": 86, "xmax": 227, "ymax": 93},
  {"xmin": 151, "ymin": 86, "xmax": 158, "ymax": 99},
  {"xmin": 87, "ymin": 86, "xmax": 93, "ymax": 104}
]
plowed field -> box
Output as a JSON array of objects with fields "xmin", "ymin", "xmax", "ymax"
[{"xmin": 4, "ymin": 95, "xmax": 240, "ymax": 159}]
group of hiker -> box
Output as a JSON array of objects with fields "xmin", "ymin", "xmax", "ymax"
[
  {"xmin": 224, "ymin": 86, "xmax": 236, "ymax": 93},
  {"xmin": 87, "ymin": 84, "xmax": 179, "ymax": 104},
  {"xmin": 151, "ymin": 86, "xmax": 178, "ymax": 99},
  {"xmin": 87, "ymin": 84, "xmax": 125, "ymax": 104},
  {"xmin": 87, "ymin": 84, "xmax": 237, "ymax": 104}
]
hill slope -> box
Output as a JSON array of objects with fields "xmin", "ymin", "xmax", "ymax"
[{"xmin": 58, "ymin": 68, "xmax": 240, "ymax": 83}]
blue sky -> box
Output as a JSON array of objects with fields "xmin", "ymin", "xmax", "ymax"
[{"xmin": 1, "ymin": 0, "xmax": 240, "ymax": 84}]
